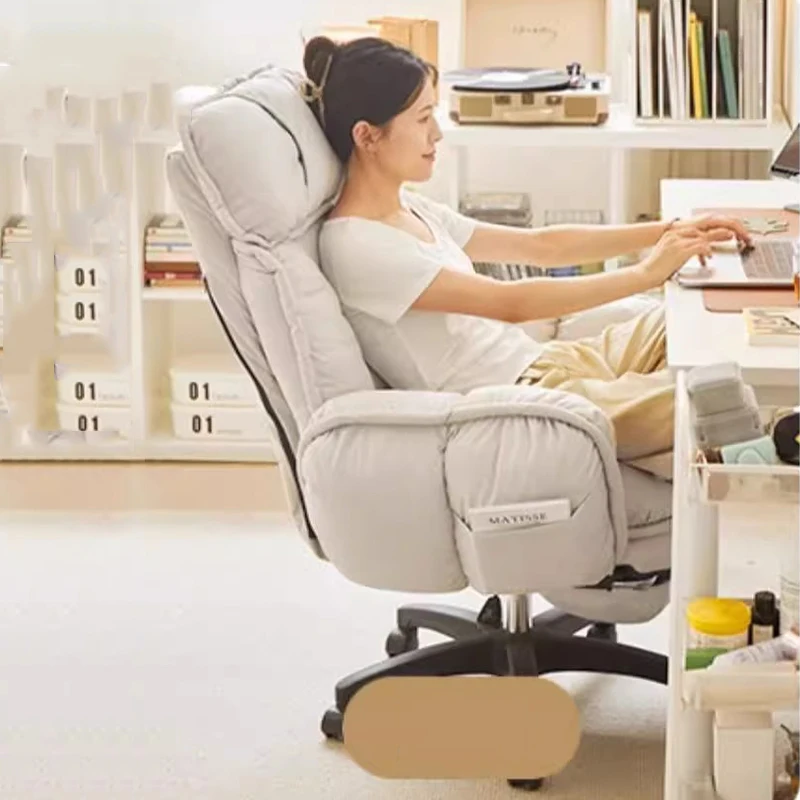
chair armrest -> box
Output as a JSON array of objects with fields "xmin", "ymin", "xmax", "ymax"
[{"xmin": 296, "ymin": 384, "xmax": 630, "ymax": 595}]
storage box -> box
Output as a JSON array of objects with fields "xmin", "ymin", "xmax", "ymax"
[
  {"xmin": 368, "ymin": 17, "xmax": 439, "ymax": 69},
  {"xmin": 169, "ymin": 354, "xmax": 259, "ymax": 406},
  {"xmin": 170, "ymin": 403, "xmax": 271, "ymax": 441},
  {"xmin": 55, "ymin": 292, "xmax": 105, "ymax": 330},
  {"xmin": 54, "ymin": 360, "xmax": 131, "ymax": 406},
  {"xmin": 461, "ymin": 0, "xmax": 608, "ymax": 72},
  {"xmin": 56, "ymin": 402, "xmax": 133, "ymax": 439},
  {"xmin": 55, "ymin": 255, "xmax": 108, "ymax": 294}
]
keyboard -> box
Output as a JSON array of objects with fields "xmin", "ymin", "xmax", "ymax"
[{"xmin": 742, "ymin": 240, "xmax": 798, "ymax": 279}]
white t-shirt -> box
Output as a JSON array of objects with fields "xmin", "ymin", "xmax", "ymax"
[{"xmin": 318, "ymin": 189, "xmax": 544, "ymax": 394}]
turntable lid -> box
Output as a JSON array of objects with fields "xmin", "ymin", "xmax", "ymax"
[{"xmin": 444, "ymin": 67, "xmax": 572, "ymax": 93}]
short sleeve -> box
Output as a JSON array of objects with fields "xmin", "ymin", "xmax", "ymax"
[
  {"xmin": 404, "ymin": 190, "xmax": 477, "ymax": 248},
  {"xmin": 320, "ymin": 223, "xmax": 443, "ymax": 324}
]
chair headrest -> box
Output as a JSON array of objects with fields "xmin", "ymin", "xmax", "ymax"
[{"xmin": 178, "ymin": 65, "xmax": 344, "ymax": 245}]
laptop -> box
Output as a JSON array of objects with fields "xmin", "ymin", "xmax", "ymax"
[
  {"xmin": 770, "ymin": 123, "xmax": 799, "ymax": 180},
  {"xmin": 675, "ymin": 237, "xmax": 798, "ymax": 287},
  {"xmin": 676, "ymin": 125, "xmax": 799, "ymax": 288}
]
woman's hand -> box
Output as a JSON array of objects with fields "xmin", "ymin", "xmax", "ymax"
[
  {"xmin": 669, "ymin": 214, "xmax": 753, "ymax": 249},
  {"xmin": 634, "ymin": 227, "xmax": 723, "ymax": 289}
]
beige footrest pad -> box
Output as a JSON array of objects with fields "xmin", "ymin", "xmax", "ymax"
[{"xmin": 343, "ymin": 676, "xmax": 581, "ymax": 779}]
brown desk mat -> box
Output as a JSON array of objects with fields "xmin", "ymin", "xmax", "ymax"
[{"xmin": 703, "ymin": 288, "xmax": 799, "ymax": 313}]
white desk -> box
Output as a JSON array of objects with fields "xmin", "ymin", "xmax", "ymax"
[
  {"xmin": 662, "ymin": 179, "xmax": 799, "ymax": 391},
  {"xmin": 661, "ymin": 179, "xmax": 800, "ymax": 800}
]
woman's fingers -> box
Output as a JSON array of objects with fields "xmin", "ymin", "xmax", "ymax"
[{"xmin": 704, "ymin": 226, "xmax": 737, "ymax": 242}]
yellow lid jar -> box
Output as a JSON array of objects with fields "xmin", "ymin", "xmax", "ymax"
[{"xmin": 686, "ymin": 598, "xmax": 751, "ymax": 651}]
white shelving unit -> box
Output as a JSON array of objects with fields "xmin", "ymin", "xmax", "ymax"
[
  {"xmin": 0, "ymin": 86, "xmax": 275, "ymax": 463},
  {"xmin": 440, "ymin": 0, "xmax": 794, "ymax": 221},
  {"xmin": 664, "ymin": 373, "xmax": 799, "ymax": 800}
]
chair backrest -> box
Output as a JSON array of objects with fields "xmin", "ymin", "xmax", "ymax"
[{"xmin": 166, "ymin": 65, "xmax": 379, "ymax": 557}]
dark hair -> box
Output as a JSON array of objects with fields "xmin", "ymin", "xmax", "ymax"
[{"xmin": 302, "ymin": 35, "xmax": 437, "ymax": 162}]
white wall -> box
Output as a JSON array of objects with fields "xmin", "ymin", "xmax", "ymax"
[
  {"xmin": 1, "ymin": 0, "xmax": 797, "ymax": 222},
  {"xmin": 0, "ymin": 0, "xmax": 620, "ymax": 221}
]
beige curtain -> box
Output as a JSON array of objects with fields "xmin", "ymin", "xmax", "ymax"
[{"xmin": 626, "ymin": 149, "xmax": 772, "ymax": 220}]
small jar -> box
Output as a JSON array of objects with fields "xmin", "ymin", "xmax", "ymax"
[{"xmin": 687, "ymin": 598, "xmax": 751, "ymax": 651}]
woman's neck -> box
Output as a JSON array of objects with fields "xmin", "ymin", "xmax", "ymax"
[{"xmin": 335, "ymin": 160, "xmax": 404, "ymax": 220}]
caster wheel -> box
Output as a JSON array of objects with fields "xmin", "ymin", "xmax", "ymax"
[
  {"xmin": 587, "ymin": 623, "xmax": 617, "ymax": 643},
  {"xmin": 508, "ymin": 778, "xmax": 544, "ymax": 791},
  {"xmin": 321, "ymin": 708, "xmax": 343, "ymax": 742},
  {"xmin": 386, "ymin": 627, "xmax": 419, "ymax": 657}
]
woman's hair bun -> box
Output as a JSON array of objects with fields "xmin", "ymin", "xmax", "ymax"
[{"xmin": 303, "ymin": 36, "xmax": 339, "ymax": 86}]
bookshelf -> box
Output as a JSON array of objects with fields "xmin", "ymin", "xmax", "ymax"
[
  {"xmin": 633, "ymin": 0, "xmax": 783, "ymax": 124},
  {"xmin": 0, "ymin": 85, "xmax": 275, "ymax": 463}
]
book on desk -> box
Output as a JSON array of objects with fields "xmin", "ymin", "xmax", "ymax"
[{"xmin": 743, "ymin": 307, "xmax": 800, "ymax": 346}]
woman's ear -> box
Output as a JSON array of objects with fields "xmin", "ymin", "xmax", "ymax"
[{"xmin": 352, "ymin": 120, "xmax": 380, "ymax": 154}]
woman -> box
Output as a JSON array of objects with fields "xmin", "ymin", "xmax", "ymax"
[{"xmin": 302, "ymin": 35, "xmax": 750, "ymax": 478}]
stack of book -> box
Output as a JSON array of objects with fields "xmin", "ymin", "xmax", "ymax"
[
  {"xmin": 1, "ymin": 215, "xmax": 31, "ymax": 265},
  {"xmin": 143, "ymin": 214, "xmax": 202, "ymax": 288},
  {"xmin": 0, "ymin": 215, "xmax": 31, "ymax": 349}
]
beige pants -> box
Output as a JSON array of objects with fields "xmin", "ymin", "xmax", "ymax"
[{"xmin": 516, "ymin": 304, "xmax": 674, "ymax": 480}]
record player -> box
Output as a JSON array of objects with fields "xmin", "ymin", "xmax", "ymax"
[{"xmin": 446, "ymin": 63, "xmax": 611, "ymax": 126}]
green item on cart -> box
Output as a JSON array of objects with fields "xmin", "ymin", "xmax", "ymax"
[{"xmin": 685, "ymin": 647, "xmax": 728, "ymax": 670}]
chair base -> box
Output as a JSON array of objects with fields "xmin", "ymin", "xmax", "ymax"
[{"xmin": 322, "ymin": 595, "xmax": 667, "ymax": 791}]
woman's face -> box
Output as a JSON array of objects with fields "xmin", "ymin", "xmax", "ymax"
[{"xmin": 356, "ymin": 75, "xmax": 442, "ymax": 183}]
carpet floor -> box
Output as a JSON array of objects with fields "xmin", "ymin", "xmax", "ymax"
[{"xmin": 0, "ymin": 508, "xmax": 782, "ymax": 799}]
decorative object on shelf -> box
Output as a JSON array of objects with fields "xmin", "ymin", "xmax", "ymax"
[
  {"xmin": 750, "ymin": 590, "xmax": 781, "ymax": 644},
  {"xmin": 686, "ymin": 361, "xmax": 764, "ymax": 448},
  {"xmin": 770, "ymin": 406, "xmax": 799, "ymax": 466},
  {"xmin": 686, "ymin": 596, "xmax": 751, "ymax": 653},
  {"xmin": 168, "ymin": 354, "xmax": 267, "ymax": 442},
  {"xmin": 169, "ymin": 354, "xmax": 259, "ymax": 407},
  {"xmin": 449, "ymin": 0, "xmax": 610, "ymax": 126},
  {"xmin": 367, "ymin": 17, "xmax": 438, "ymax": 70},
  {"xmin": 444, "ymin": 64, "xmax": 611, "ymax": 126}
]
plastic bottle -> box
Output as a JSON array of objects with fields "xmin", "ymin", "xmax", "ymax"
[{"xmin": 750, "ymin": 590, "xmax": 779, "ymax": 643}]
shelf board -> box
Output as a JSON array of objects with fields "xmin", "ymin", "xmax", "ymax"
[
  {"xmin": 142, "ymin": 287, "xmax": 207, "ymax": 302},
  {"xmin": 682, "ymin": 662, "xmax": 799, "ymax": 712},
  {"xmin": 438, "ymin": 103, "xmax": 791, "ymax": 151},
  {"xmin": 1, "ymin": 433, "xmax": 136, "ymax": 461},
  {"xmin": 143, "ymin": 435, "xmax": 275, "ymax": 463}
]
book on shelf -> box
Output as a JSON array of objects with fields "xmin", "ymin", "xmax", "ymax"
[
  {"xmin": 662, "ymin": 0, "xmax": 679, "ymax": 117},
  {"xmin": 638, "ymin": 9, "xmax": 654, "ymax": 117},
  {"xmin": 743, "ymin": 307, "xmax": 800, "ymax": 346},
  {"xmin": 144, "ymin": 250, "xmax": 198, "ymax": 262},
  {"xmin": 718, "ymin": 29, "xmax": 739, "ymax": 117},
  {"xmin": 144, "ymin": 261, "xmax": 200, "ymax": 272},
  {"xmin": 145, "ymin": 278, "xmax": 204, "ymax": 289},
  {"xmin": 146, "ymin": 213, "xmax": 184, "ymax": 232},
  {"xmin": 144, "ymin": 269, "xmax": 202, "ymax": 280}
]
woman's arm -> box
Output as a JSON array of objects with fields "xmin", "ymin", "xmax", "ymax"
[
  {"xmin": 413, "ymin": 265, "xmax": 650, "ymax": 323},
  {"xmin": 412, "ymin": 228, "xmax": 716, "ymax": 323},
  {"xmin": 462, "ymin": 219, "xmax": 671, "ymax": 269}
]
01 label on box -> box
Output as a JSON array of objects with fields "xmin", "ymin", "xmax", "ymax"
[{"xmin": 467, "ymin": 498, "xmax": 571, "ymax": 532}]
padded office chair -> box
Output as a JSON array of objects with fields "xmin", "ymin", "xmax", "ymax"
[{"xmin": 166, "ymin": 65, "xmax": 672, "ymax": 791}]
